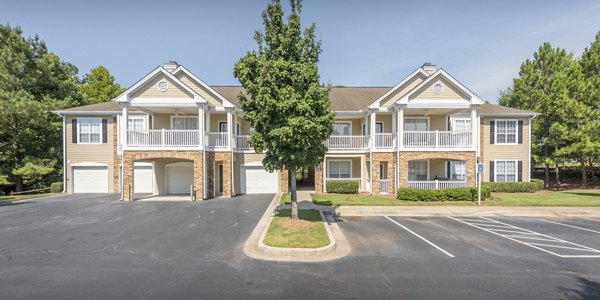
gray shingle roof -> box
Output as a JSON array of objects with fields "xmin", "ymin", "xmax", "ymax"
[
  {"xmin": 477, "ymin": 103, "xmax": 536, "ymax": 115},
  {"xmin": 54, "ymin": 101, "xmax": 139, "ymax": 114}
]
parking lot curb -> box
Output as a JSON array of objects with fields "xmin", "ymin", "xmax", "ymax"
[
  {"xmin": 334, "ymin": 206, "xmax": 600, "ymax": 217},
  {"xmin": 243, "ymin": 193, "xmax": 351, "ymax": 262}
]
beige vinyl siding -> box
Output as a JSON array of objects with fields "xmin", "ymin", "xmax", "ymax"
[
  {"xmin": 380, "ymin": 74, "xmax": 426, "ymax": 108},
  {"xmin": 236, "ymin": 117, "xmax": 252, "ymax": 135},
  {"xmin": 210, "ymin": 113, "xmax": 227, "ymax": 132},
  {"xmin": 412, "ymin": 77, "xmax": 469, "ymax": 100},
  {"xmin": 429, "ymin": 159, "xmax": 446, "ymax": 180},
  {"xmin": 65, "ymin": 116, "xmax": 116, "ymax": 193},
  {"xmin": 375, "ymin": 114, "xmax": 393, "ymax": 133},
  {"xmin": 174, "ymin": 72, "xmax": 222, "ymax": 107},
  {"xmin": 481, "ymin": 117, "xmax": 530, "ymax": 182},
  {"xmin": 130, "ymin": 75, "xmax": 193, "ymax": 99}
]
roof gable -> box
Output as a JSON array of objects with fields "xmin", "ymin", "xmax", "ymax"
[
  {"xmin": 398, "ymin": 69, "xmax": 484, "ymax": 105},
  {"xmin": 368, "ymin": 68, "xmax": 429, "ymax": 109},
  {"xmin": 172, "ymin": 66, "xmax": 234, "ymax": 108}
]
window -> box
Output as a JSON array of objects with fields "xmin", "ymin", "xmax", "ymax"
[
  {"xmin": 236, "ymin": 123, "xmax": 241, "ymax": 135},
  {"xmin": 404, "ymin": 118, "xmax": 428, "ymax": 131},
  {"xmin": 408, "ymin": 160, "xmax": 428, "ymax": 181},
  {"xmin": 495, "ymin": 120, "xmax": 517, "ymax": 144},
  {"xmin": 375, "ymin": 122, "xmax": 384, "ymax": 133},
  {"xmin": 453, "ymin": 118, "xmax": 471, "ymax": 132},
  {"xmin": 449, "ymin": 161, "xmax": 466, "ymax": 180},
  {"xmin": 172, "ymin": 117, "xmax": 197, "ymax": 130},
  {"xmin": 332, "ymin": 122, "xmax": 351, "ymax": 135},
  {"xmin": 362, "ymin": 123, "xmax": 366, "ymax": 135},
  {"xmin": 128, "ymin": 117, "xmax": 146, "ymax": 130},
  {"xmin": 328, "ymin": 160, "xmax": 352, "ymax": 178},
  {"xmin": 495, "ymin": 160, "xmax": 517, "ymax": 182},
  {"xmin": 218, "ymin": 121, "xmax": 228, "ymax": 133},
  {"xmin": 78, "ymin": 118, "xmax": 102, "ymax": 144}
]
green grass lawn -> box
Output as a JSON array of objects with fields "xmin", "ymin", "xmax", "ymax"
[
  {"xmin": 310, "ymin": 189, "xmax": 600, "ymax": 207},
  {"xmin": 485, "ymin": 189, "xmax": 600, "ymax": 206},
  {"xmin": 0, "ymin": 193, "xmax": 56, "ymax": 203},
  {"xmin": 279, "ymin": 193, "xmax": 291, "ymax": 205},
  {"xmin": 263, "ymin": 209, "xmax": 330, "ymax": 248}
]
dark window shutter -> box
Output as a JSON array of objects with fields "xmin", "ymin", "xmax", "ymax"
[
  {"xmin": 102, "ymin": 119, "xmax": 108, "ymax": 143},
  {"xmin": 518, "ymin": 120, "xmax": 523, "ymax": 144},
  {"xmin": 490, "ymin": 161, "xmax": 495, "ymax": 182},
  {"xmin": 518, "ymin": 161, "xmax": 523, "ymax": 182},
  {"xmin": 490, "ymin": 120, "xmax": 495, "ymax": 144},
  {"xmin": 72, "ymin": 119, "xmax": 78, "ymax": 143}
]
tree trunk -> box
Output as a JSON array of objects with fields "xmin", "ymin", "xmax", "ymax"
[
  {"xmin": 554, "ymin": 161, "xmax": 561, "ymax": 190},
  {"xmin": 544, "ymin": 145, "xmax": 550, "ymax": 189},
  {"xmin": 581, "ymin": 155, "xmax": 587, "ymax": 187},
  {"xmin": 589, "ymin": 157, "xmax": 595, "ymax": 185},
  {"xmin": 11, "ymin": 114, "xmax": 23, "ymax": 192},
  {"xmin": 289, "ymin": 169, "xmax": 298, "ymax": 220}
]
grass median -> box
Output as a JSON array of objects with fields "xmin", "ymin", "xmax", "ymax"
[
  {"xmin": 0, "ymin": 193, "xmax": 56, "ymax": 203},
  {"xmin": 263, "ymin": 209, "xmax": 330, "ymax": 248}
]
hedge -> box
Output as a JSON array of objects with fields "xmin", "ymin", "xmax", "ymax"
[
  {"xmin": 482, "ymin": 179, "xmax": 544, "ymax": 193},
  {"xmin": 50, "ymin": 182, "xmax": 63, "ymax": 193},
  {"xmin": 326, "ymin": 180, "xmax": 359, "ymax": 194},
  {"xmin": 396, "ymin": 187, "xmax": 491, "ymax": 202}
]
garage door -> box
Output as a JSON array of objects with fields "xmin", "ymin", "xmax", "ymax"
[
  {"xmin": 167, "ymin": 162, "xmax": 193, "ymax": 194},
  {"xmin": 73, "ymin": 166, "xmax": 108, "ymax": 193},
  {"xmin": 134, "ymin": 165, "xmax": 153, "ymax": 194},
  {"xmin": 242, "ymin": 166, "xmax": 278, "ymax": 194}
]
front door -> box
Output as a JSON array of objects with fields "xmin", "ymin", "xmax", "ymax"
[{"xmin": 216, "ymin": 163, "xmax": 224, "ymax": 195}]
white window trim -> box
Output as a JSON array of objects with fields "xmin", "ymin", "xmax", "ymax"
[
  {"xmin": 408, "ymin": 159, "xmax": 429, "ymax": 181},
  {"xmin": 494, "ymin": 119, "xmax": 518, "ymax": 145},
  {"xmin": 452, "ymin": 118, "xmax": 471, "ymax": 132},
  {"xmin": 77, "ymin": 117, "xmax": 103, "ymax": 145},
  {"xmin": 494, "ymin": 159, "xmax": 518, "ymax": 182},
  {"xmin": 403, "ymin": 116, "xmax": 430, "ymax": 131},
  {"xmin": 333, "ymin": 121, "xmax": 352, "ymax": 136},
  {"xmin": 327, "ymin": 159, "xmax": 353, "ymax": 178},
  {"xmin": 218, "ymin": 121, "xmax": 228, "ymax": 133},
  {"xmin": 170, "ymin": 116, "xmax": 198, "ymax": 130},
  {"xmin": 128, "ymin": 116, "xmax": 147, "ymax": 130}
]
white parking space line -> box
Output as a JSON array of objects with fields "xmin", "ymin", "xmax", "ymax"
[
  {"xmin": 581, "ymin": 217, "xmax": 600, "ymax": 223},
  {"xmin": 383, "ymin": 216, "xmax": 455, "ymax": 258},
  {"xmin": 448, "ymin": 216, "xmax": 600, "ymax": 258},
  {"xmin": 537, "ymin": 219, "xmax": 600, "ymax": 235}
]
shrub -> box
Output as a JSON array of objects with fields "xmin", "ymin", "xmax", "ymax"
[
  {"xmin": 483, "ymin": 180, "xmax": 544, "ymax": 193},
  {"xmin": 396, "ymin": 187, "xmax": 490, "ymax": 202},
  {"xmin": 326, "ymin": 180, "xmax": 359, "ymax": 194},
  {"xmin": 50, "ymin": 182, "xmax": 63, "ymax": 193}
]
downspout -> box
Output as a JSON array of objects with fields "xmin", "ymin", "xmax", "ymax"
[{"xmin": 62, "ymin": 115, "xmax": 66, "ymax": 193}]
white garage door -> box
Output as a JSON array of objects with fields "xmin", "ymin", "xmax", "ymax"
[
  {"xmin": 243, "ymin": 166, "xmax": 278, "ymax": 194},
  {"xmin": 134, "ymin": 165, "xmax": 153, "ymax": 194},
  {"xmin": 167, "ymin": 162, "xmax": 193, "ymax": 194},
  {"xmin": 73, "ymin": 166, "xmax": 108, "ymax": 193}
]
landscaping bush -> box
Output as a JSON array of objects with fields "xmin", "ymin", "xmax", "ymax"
[
  {"xmin": 50, "ymin": 182, "xmax": 63, "ymax": 193},
  {"xmin": 326, "ymin": 180, "xmax": 359, "ymax": 194},
  {"xmin": 396, "ymin": 187, "xmax": 490, "ymax": 202},
  {"xmin": 483, "ymin": 180, "xmax": 544, "ymax": 193}
]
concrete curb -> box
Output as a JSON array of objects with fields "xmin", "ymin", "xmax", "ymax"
[
  {"xmin": 334, "ymin": 206, "xmax": 600, "ymax": 217},
  {"xmin": 243, "ymin": 193, "xmax": 351, "ymax": 262}
]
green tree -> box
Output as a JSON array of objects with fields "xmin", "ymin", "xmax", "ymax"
[
  {"xmin": 0, "ymin": 23, "xmax": 81, "ymax": 191},
  {"xmin": 80, "ymin": 65, "xmax": 125, "ymax": 104},
  {"xmin": 499, "ymin": 43, "xmax": 573, "ymax": 188},
  {"xmin": 234, "ymin": 0, "xmax": 334, "ymax": 220},
  {"xmin": 580, "ymin": 31, "xmax": 600, "ymax": 184}
]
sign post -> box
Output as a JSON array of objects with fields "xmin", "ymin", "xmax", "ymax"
[{"xmin": 477, "ymin": 163, "xmax": 484, "ymax": 205}]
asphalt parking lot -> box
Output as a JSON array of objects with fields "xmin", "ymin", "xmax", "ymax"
[{"xmin": 1, "ymin": 194, "xmax": 600, "ymax": 299}]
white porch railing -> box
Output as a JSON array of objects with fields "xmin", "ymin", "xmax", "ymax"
[
  {"xmin": 408, "ymin": 180, "xmax": 467, "ymax": 189},
  {"xmin": 209, "ymin": 132, "xmax": 229, "ymax": 148},
  {"xmin": 380, "ymin": 179, "xmax": 390, "ymax": 194},
  {"xmin": 403, "ymin": 131, "xmax": 472, "ymax": 148},
  {"xmin": 127, "ymin": 129, "xmax": 199, "ymax": 147},
  {"xmin": 326, "ymin": 135, "xmax": 368, "ymax": 150},
  {"xmin": 375, "ymin": 133, "xmax": 394, "ymax": 148},
  {"xmin": 236, "ymin": 135, "xmax": 252, "ymax": 149}
]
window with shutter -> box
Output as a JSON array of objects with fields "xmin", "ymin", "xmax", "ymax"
[{"xmin": 77, "ymin": 118, "xmax": 103, "ymax": 144}]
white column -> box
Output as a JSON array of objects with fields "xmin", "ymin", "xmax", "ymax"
[
  {"xmin": 370, "ymin": 111, "xmax": 376, "ymax": 150},
  {"xmin": 227, "ymin": 109, "xmax": 233, "ymax": 150},
  {"xmin": 121, "ymin": 104, "xmax": 129, "ymax": 149},
  {"xmin": 398, "ymin": 105, "xmax": 404, "ymax": 149},
  {"xmin": 470, "ymin": 105, "xmax": 477, "ymax": 150},
  {"xmin": 391, "ymin": 108, "xmax": 397, "ymax": 148},
  {"xmin": 205, "ymin": 108, "xmax": 211, "ymax": 147},
  {"xmin": 198, "ymin": 104, "xmax": 205, "ymax": 149},
  {"xmin": 232, "ymin": 113, "xmax": 238, "ymax": 149}
]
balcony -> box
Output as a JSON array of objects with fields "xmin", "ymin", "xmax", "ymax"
[
  {"xmin": 375, "ymin": 133, "xmax": 394, "ymax": 148},
  {"xmin": 127, "ymin": 129, "xmax": 199, "ymax": 147},
  {"xmin": 325, "ymin": 135, "xmax": 368, "ymax": 150},
  {"xmin": 235, "ymin": 135, "xmax": 252, "ymax": 150},
  {"xmin": 408, "ymin": 180, "xmax": 467, "ymax": 189},
  {"xmin": 403, "ymin": 131, "xmax": 472, "ymax": 148}
]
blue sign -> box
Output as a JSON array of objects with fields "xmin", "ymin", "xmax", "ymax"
[{"xmin": 477, "ymin": 163, "xmax": 484, "ymax": 173}]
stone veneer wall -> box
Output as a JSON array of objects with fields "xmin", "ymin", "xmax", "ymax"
[
  {"xmin": 399, "ymin": 151, "xmax": 476, "ymax": 188},
  {"xmin": 206, "ymin": 152, "xmax": 233, "ymax": 198},
  {"xmin": 122, "ymin": 151, "xmax": 203, "ymax": 201},
  {"xmin": 371, "ymin": 152, "xmax": 397, "ymax": 196}
]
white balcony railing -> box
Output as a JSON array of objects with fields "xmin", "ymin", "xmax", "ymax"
[
  {"xmin": 380, "ymin": 179, "xmax": 390, "ymax": 194},
  {"xmin": 236, "ymin": 135, "xmax": 252, "ymax": 149},
  {"xmin": 403, "ymin": 131, "xmax": 472, "ymax": 148},
  {"xmin": 209, "ymin": 132, "xmax": 229, "ymax": 148},
  {"xmin": 326, "ymin": 135, "xmax": 368, "ymax": 150},
  {"xmin": 408, "ymin": 180, "xmax": 467, "ymax": 189},
  {"xmin": 127, "ymin": 129, "xmax": 199, "ymax": 147},
  {"xmin": 375, "ymin": 133, "xmax": 394, "ymax": 148}
]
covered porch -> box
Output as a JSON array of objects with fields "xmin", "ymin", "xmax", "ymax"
[{"xmin": 400, "ymin": 152, "xmax": 476, "ymax": 190}]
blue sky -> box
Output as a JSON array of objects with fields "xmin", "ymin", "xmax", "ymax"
[{"xmin": 2, "ymin": 0, "xmax": 600, "ymax": 102}]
